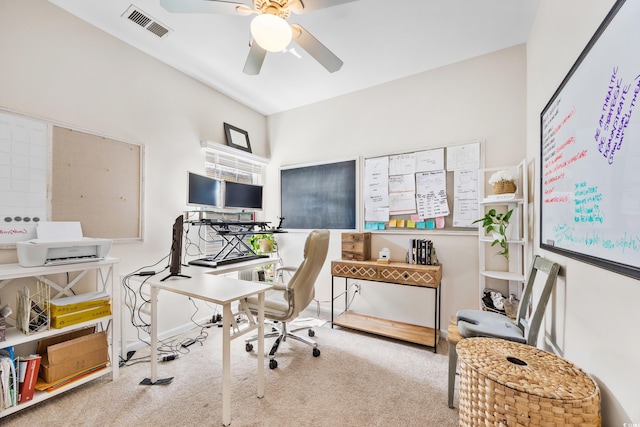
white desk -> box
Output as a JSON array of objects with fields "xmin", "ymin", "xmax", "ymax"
[
  {"xmin": 147, "ymin": 271, "xmax": 273, "ymax": 426},
  {"xmin": 120, "ymin": 257, "xmax": 277, "ymax": 359}
]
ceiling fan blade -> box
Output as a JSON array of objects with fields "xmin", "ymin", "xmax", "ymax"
[
  {"xmin": 159, "ymin": 0, "xmax": 253, "ymax": 15},
  {"xmin": 290, "ymin": 24, "xmax": 343, "ymax": 73},
  {"xmin": 288, "ymin": 0, "xmax": 359, "ymax": 14},
  {"xmin": 243, "ymin": 42, "xmax": 267, "ymax": 75}
]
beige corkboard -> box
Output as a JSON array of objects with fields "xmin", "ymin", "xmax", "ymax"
[{"xmin": 52, "ymin": 126, "xmax": 142, "ymax": 240}]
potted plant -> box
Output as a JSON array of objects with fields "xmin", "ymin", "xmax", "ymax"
[
  {"xmin": 473, "ymin": 208, "xmax": 513, "ymax": 260},
  {"xmin": 248, "ymin": 233, "xmax": 276, "ymax": 255},
  {"xmin": 248, "ymin": 233, "xmax": 276, "ymax": 281}
]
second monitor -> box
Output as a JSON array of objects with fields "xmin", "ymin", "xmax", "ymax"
[{"xmin": 224, "ymin": 181, "xmax": 263, "ymax": 210}]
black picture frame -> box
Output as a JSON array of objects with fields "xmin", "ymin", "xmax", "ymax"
[{"xmin": 223, "ymin": 123, "xmax": 252, "ymax": 153}]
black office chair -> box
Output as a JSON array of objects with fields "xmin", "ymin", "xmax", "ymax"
[{"xmin": 243, "ymin": 229, "xmax": 330, "ymax": 369}]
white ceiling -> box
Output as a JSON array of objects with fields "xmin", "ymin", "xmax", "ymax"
[{"xmin": 48, "ymin": 0, "xmax": 539, "ymax": 115}]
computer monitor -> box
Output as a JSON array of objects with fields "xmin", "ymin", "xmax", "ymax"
[
  {"xmin": 187, "ymin": 171, "xmax": 221, "ymax": 209},
  {"xmin": 224, "ymin": 181, "xmax": 263, "ymax": 210}
]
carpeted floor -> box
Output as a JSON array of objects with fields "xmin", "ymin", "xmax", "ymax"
[{"xmin": 2, "ymin": 321, "xmax": 460, "ymax": 426}]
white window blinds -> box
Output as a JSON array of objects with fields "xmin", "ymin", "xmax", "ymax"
[{"xmin": 202, "ymin": 142, "xmax": 266, "ymax": 185}]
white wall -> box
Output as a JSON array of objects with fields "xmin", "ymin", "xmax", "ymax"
[
  {"xmin": 267, "ymin": 45, "xmax": 527, "ymax": 330},
  {"xmin": 527, "ymin": 1, "xmax": 640, "ymax": 423},
  {"xmin": 3, "ymin": 1, "xmax": 634, "ymax": 423},
  {"xmin": 0, "ymin": 0, "xmax": 268, "ymax": 347}
]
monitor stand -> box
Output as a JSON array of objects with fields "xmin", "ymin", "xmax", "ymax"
[{"xmin": 160, "ymin": 272, "xmax": 191, "ymax": 281}]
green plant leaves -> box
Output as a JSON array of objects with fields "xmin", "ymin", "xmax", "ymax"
[{"xmin": 473, "ymin": 208, "xmax": 514, "ymax": 260}]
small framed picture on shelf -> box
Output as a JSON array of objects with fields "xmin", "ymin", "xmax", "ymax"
[{"xmin": 223, "ymin": 123, "xmax": 252, "ymax": 153}]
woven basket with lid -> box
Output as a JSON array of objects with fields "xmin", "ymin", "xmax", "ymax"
[
  {"xmin": 493, "ymin": 180, "xmax": 517, "ymax": 194},
  {"xmin": 457, "ymin": 337, "xmax": 601, "ymax": 426}
]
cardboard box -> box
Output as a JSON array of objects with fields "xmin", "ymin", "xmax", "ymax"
[
  {"xmin": 341, "ymin": 232, "xmax": 371, "ymax": 260},
  {"xmin": 51, "ymin": 304, "xmax": 111, "ymax": 329},
  {"xmin": 37, "ymin": 328, "xmax": 109, "ymax": 383}
]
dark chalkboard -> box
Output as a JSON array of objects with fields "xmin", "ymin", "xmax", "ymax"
[
  {"xmin": 280, "ymin": 160, "xmax": 357, "ymax": 230},
  {"xmin": 540, "ymin": 0, "xmax": 640, "ymax": 279}
]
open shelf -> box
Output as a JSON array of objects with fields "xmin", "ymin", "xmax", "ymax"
[
  {"xmin": 333, "ymin": 311, "xmax": 439, "ymax": 348},
  {"xmin": 0, "ymin": 258, "xmax": 119, "ymax": 418},
  {"xmin": 480, "ymin": 270, "xmax": 525, "ymax": 282},
  {"xmin": 477, "ymin": 159, "xmax": 529, "ymax": 304}
]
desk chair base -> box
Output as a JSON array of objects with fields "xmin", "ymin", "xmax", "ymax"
[{"xmin": 245, "ymin": 321, "xmax": 320, "ymax": 369}]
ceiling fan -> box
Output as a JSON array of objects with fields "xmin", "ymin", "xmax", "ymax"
[{"xmin": 159, "ymin": 0, "xmax": 357, "ymax": 75}]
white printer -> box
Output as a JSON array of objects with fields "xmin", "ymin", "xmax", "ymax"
[
  {"xmin": 15, "ymin": 221, "xmax": 112, "ymax": 267},
  {"xmin": 17, "ymin": 238, "xmax": 112, "ymax": 267}
]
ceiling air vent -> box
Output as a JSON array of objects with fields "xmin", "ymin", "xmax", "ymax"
[{"xmin": 122, "ymin": 5, "xmax": 171, "ymax": 38}]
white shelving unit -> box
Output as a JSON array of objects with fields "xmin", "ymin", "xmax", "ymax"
[
  {"xmin": 477, "ymin": 159, "xmax": 529, "ymax": 308},
  {"xmin": 0, "ymin": 257, "xmax": 119, "ymax": 418}
]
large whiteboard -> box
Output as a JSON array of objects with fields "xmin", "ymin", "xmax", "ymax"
[
  {"xmin": 540, "ymin": 0, "xmax": 640, "ymax": 279},
  {"xmin": 0, "ymin": 112, "xmax": 48, "ymax": 245}
]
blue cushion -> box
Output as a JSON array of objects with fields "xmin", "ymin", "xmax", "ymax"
[{"xmin": 456, "ymin": 309, "xmax": 526, "ymax": 344}]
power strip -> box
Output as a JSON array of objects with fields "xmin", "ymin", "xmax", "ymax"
[{"xmin": 181, "ymin": 338, "xmax": 196, "ymax": 348}]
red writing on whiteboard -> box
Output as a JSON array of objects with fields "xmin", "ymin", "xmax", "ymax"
[
  {"xmin": 0, "ymin": 228, "xmax": 28, "ymax": 235},
  {"xmin": 544, "ymin": 149, "xmax": 587, "ymax": 176},
  {"xmin": 554, "ymin": 105, "xmax": 576, "ymax": 134},
  {"xmin": 544, "ymin": 195, "xmax": 570, "ymax": 203},
  {"xmin": 544, "ymin": 172, "xmax": 564, "ymax": 186}
]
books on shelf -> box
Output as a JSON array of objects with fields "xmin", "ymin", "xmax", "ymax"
[
  {"xmin": 408, "ymin": 239, "xmax": 436, "ymax": 265},
  {"xmin": 35, "ymin": 363, "xmax": 108, "ymax": 392},
  {"xmin": 0, "ymin": 347, "xmax": 17, "ymax": 411},
  {"xmin": 17, "ymin": 354, "xmax": 41, "ymax": 404}
]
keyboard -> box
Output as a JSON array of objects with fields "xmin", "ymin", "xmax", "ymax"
[
  {"xmin": 188, "ymin": 258, "xmax": 218, "ymax": 268},
  {"xmin": 188, "ymin": 254, "xmax": 268, "ymax": 268}
]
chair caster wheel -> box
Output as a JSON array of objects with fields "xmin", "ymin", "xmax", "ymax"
[
  {"xmin": 245, "ymin": 343, "xmax": 253, "ymax": 352},
  {"xmin": 313, "ymin": 348, "xmax": 320, "ymax": 357},
  {"xmin": 308, "ymin": 329, "xmax": 315, "ymax": 337},
  {"xmin": 269, "ymin": 359, "xmax": 278, "ymax": 369}
]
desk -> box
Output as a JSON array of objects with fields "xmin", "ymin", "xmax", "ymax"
[
  {"xmin": 120, "ymin": 257, "xmax": 276, "ymax": 360},
  {"xmin": 331, "ymin": 260, "xmax": 442, "ymax": 352},
  {"xmin": 146, "ymin": 272, "xmax": 273, "ymax": 426}
]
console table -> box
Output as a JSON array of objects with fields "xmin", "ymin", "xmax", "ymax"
[{"xmin": 331, "ymin": 260, "xmax": 442, "ymax": 352}]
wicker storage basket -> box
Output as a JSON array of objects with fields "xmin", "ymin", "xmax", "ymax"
[
  {"xmin": 493, "ymin": 180, "xmax": 517, "ymax": 194},
  {"xmin": 457, "ymin": 338, "xmax": 601, "ymax": 427}
]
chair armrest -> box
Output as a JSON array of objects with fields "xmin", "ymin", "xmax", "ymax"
[{"xmin": 272, "ymin": 283, "xmax": 287, "ymax": 291}]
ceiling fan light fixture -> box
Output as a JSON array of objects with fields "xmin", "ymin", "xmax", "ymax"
[{"xmin": 250, "ymin": 14, "xmax": 292, "ymax": 52}]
